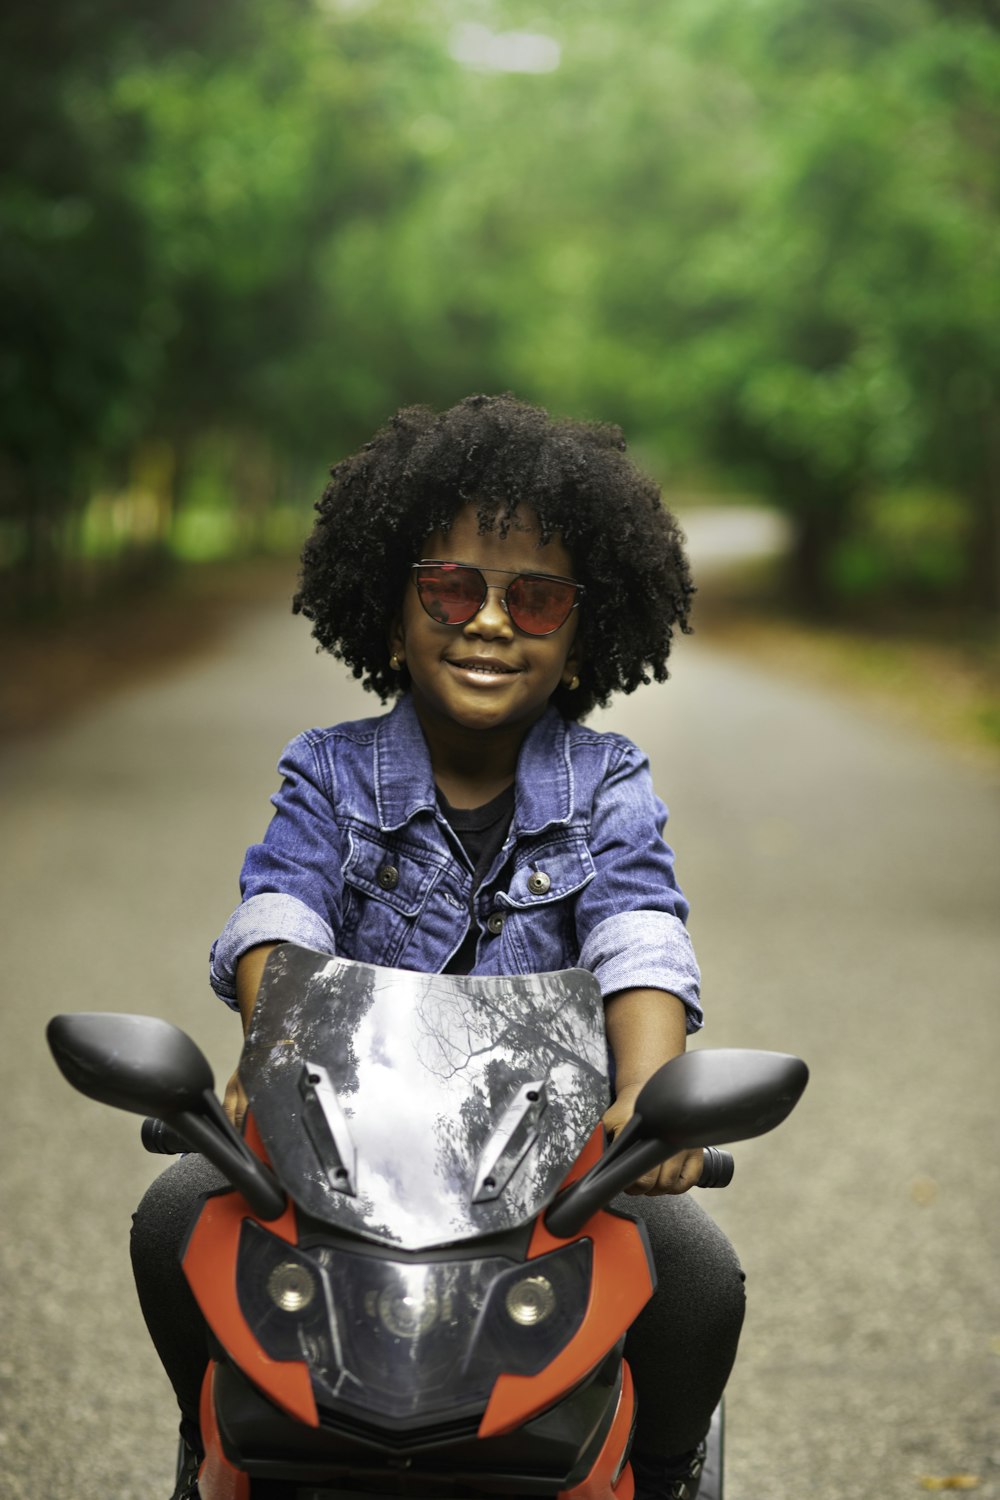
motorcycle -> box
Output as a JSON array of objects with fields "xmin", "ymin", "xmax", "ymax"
[{"xmin": 48, "ymin": 942, "xmax": 808, "ymax": 1500}]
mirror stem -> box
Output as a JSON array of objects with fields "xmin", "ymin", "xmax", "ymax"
[
  {"xmin": 168, "ymin": 1095, "xmax": 287, "ymax": 1221},
  {"xmin": 545, "ymin": 1134, "xmax": 684, "ymax": 1239}
]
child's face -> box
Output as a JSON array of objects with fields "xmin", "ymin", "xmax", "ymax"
[{"xmin": 390, "ymin": 505, "xmax": 581, "ymax": 740}]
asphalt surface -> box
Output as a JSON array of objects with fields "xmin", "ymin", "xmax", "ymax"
[{"xmin": 1, "ymin": 513, "xmax": 998, "ymax": 1499}]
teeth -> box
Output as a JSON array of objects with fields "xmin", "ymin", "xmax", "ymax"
[{"xmin": 457, "ymin": 662, "xmax": 511, "ymax": 674}]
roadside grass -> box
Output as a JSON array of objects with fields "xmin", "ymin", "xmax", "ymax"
[
  {"xmin": 697, "ymin": 558, "xmax": 1000, "ymax": 769},
  {"xmin": 0, "ymin": 555, "xmax": 295, "ymax": 739}
]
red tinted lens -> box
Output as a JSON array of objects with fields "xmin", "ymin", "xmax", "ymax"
[
  {"xmin": 506, "ymin": 574, "xmax": 578, "ymax": 635},
  {"xmin": 414, "ymin": 564, "xmax": 486, "ymax": 624}
]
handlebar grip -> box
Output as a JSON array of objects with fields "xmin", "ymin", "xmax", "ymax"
[
  {"xmin": 697, "ymin": 1146, "xmax": 735, "ymax": 1188},
  {"xmin": 141, "ymin": 1117, "xmax": 189, "ymax": 1155}
]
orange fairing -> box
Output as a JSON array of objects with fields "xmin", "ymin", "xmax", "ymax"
[
  {"xmin": 182, "ymin": 1113, "xmax": 319, "ymax": 1430},
  {"xmin": 479, "ymin": 1126, "xmax": 654, "ymax": 1440},
  {"xmin": 242, "ymin": 1110, "xmax": 270, "ymax": 1164},
  {"xmin": 198, "ymin": 1363, "xmax": 251, "ymax": 1500},
  {"xmin": 561, "ymin": 1359, "xmax": 636, "ymax": 1500}
]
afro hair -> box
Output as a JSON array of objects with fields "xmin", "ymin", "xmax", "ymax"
[{"xmin": 293, "ymin": 393, "xmax": 694, "ymax": 719}]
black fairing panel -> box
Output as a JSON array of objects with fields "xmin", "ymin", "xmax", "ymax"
[{"xmin": 211, "ymin": 1344, "xmax": 624, "ymax": 1493}]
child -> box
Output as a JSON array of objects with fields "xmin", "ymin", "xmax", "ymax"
[{"xmin": 131, "ymin": 393, "xmax": 745, "ymax": 1500}]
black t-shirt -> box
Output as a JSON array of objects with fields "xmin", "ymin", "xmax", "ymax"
[{"xmin": 437, "ymin": 784, "xmax": 515, "ymax": 974}]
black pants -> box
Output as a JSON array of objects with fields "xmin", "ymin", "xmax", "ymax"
[{"xmin": 131, "ymin": 1156, "xmax": 745, "ymax": 1459}]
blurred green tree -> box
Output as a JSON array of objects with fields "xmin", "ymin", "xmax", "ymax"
[
  {"xmin": 1, "ymin": 0, "xmax": 997, "ymax": 618},
  {"xmin": 680, "ymin": 0, "xmax": 1000, "ymax": 611}
]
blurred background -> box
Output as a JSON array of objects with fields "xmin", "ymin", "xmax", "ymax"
[
  {"xmin": 2, "ymin": 7, "xmax": 999, "ymax": 1497},
  {"xmin": 1, "ymin": 0, "xmax": 999, "ymax": 749}
]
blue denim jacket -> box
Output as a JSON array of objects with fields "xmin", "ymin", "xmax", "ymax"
[{"xmin": 210, "ymin": 695, "xmax": 702, "ymax": 1030}]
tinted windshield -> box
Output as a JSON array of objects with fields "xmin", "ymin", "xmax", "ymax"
[{"xmin": 240, "ymin": 944, "xmax": 609, "ymax": 1250}]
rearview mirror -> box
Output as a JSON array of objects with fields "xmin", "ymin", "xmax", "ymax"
[
  {"xmin": 634, "ymin": 1048, "xmax": 809, "ymax": 1151},
  {"xmin": 545, "ymin": 1047, "xmax": 809, "ymax": 1239},
  {"xmin": 47, "ymin": 1011, "xmax": 288, "ymax": 1222},
  {"xmin": 47, "ymin": 1013, "xmax": 215, "ymax": 1118}
]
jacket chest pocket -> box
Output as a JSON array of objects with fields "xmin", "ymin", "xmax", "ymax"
[
  {"xmin": 341, "ymin": 828, "xmax": 445, "ymax": 967},
  {"xmin": 492, "ymin": 836, "xmax": 595, "ymax": 973}
]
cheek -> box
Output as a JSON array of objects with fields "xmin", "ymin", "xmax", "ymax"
[{"xmin": 537, "ymin": 635, "xmax": 576, "ymax": 683}]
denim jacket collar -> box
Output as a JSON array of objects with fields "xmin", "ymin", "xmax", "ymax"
[{"xmin": 373, "ymin": 694, "xmax": 574, "ymax": 836}]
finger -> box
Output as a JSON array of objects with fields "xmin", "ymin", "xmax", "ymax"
[
  {"xmin": 223, "ymin": 1074, "xmax": 245, "ymax": 1129},
  {"xmin": 641, "ymin": 1162, "xmax": 687, "ymax": 1196},
  {"xmin": 644, "ymin": 1175, "xmax": 681, "ymax": 1196},
  {"xmin": 627, "ymin": 1150, "xmax": 693, "ymax": 1196},
  {"xmin": 658, "ymin": 1151, "xmax": 703, "ymax": 1195},
  {"xmin": 624, "ymin": 1168, "xmax": 660, "ymax": 1195}
]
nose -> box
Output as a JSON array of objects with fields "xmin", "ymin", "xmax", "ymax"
[{"xmin": 463, "ymin": 583, "xmax": 513, "ymax": 638}]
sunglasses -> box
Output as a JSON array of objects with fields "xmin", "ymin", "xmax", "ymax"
[{"xmin": 411, "ymin": 561, "xmax": 583, "ymax": 637}]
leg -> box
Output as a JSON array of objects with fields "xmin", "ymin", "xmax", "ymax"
[
  {"xmin": 617, "ymin": 1192, "xmax": 746, "ymax": 1457},
  {"xmin": 130, "ymin": 1154, "xmax": 228, "ymax": 1440}
]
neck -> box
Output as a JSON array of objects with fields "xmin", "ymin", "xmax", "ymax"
[{"xmin": 410, "ymin": 698, "xmax": 541, "ymax": 809}]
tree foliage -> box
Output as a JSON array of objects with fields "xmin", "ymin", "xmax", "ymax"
[{"xmin": 1, "ymin": 0, "xmax": 997, "ymax": 616}]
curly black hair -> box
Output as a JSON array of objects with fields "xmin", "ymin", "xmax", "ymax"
[{"xmin": 293, "ymin": 393, "xmax": 694, "ymax": 720}]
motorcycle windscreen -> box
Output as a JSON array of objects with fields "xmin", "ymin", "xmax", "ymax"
[{"xmin": 240, "ymin": 944, "xmax": 609, "ymax": 1249}]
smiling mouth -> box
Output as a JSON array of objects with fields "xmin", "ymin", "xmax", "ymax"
[{"xmin": 447, "ymin": 658, "xmax": 521, "ymax": 676}]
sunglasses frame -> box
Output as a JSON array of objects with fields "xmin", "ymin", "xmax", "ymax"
[{"xmin": 411, "ymin": 560, "xmax": 584, "ymax": 637}]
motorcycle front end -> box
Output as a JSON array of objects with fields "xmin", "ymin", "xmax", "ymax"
[{"xmin": 48, "ymin": 943, "xmax": 808, "ymax": 1500}]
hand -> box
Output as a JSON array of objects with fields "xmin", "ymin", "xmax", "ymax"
[
  {"xmin": 603, "ymin": 1085, "xmax": 704, "ymax": 1196},
  {"xmin": 224, "ymin": 1068, "xmax": 248, "ymax": 1130}
]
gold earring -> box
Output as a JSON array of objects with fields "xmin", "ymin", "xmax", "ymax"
[
  {"xmin": 567, "ymin": 675, "xmax": 581, "ymax": 692},
  {"xmin": 390, "ymin": 653, "xmax": 403, "ymax": 671}
]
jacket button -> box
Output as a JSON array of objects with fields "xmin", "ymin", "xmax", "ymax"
[
  {"xmin": 377, "ymin": 863, "xmax": 399, "ymax": 891},
  {"xmin": 486, "ymin": 911, "xmax": 505, "ymax": 936},
  {"xmin": 527, "ymin": 870, "xmax": 551, "ymax": 896}
]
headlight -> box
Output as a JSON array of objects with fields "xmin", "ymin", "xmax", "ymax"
[
  {"xmin": 267, "ymin": 1261, "xmax": 317, "ymax": 1313},
  {"xmin": 376, "ymin": 1274, "xmax": 440, "ymax": 1338},
  {"xmin": 236, "ymin": 1222, "xmax": 592, "ymax": 1425},
  {"xmin": 505, "ymin": 1274, "xmax": 556, "ymax": 1327}
]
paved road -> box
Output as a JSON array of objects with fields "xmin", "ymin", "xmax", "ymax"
[{"xmin": 1, "ymin": 519, "xmax": 997, "ymax": 1499}]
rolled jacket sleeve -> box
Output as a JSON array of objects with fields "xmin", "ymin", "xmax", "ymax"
[
  {"xmin": 574, "ymin": 742, "xmax": 702, "ymax": 1032},
  {"xmin": 209, "ymin": 732, "xmax": 345, "ymax": 1005}
]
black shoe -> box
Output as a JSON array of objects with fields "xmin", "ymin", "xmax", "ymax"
[
  {"xmin": 171, "ymin": 1436, "xmax": 202, "ymax": 1500},
  {"xmin": 631, "ymin": 1439, "xmax": 707, "ymax": 1500}
]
